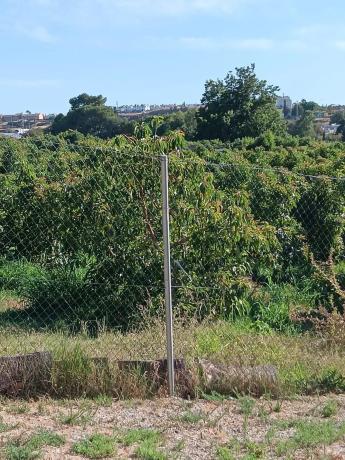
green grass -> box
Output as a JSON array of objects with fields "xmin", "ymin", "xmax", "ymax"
[
  {"xmin": 3, "ymin": 430, "xmax": 65, "ymax": 460},
  {"xmin": 0, "ymin": 318, "xmax": 345, "ymax": 399},
  {"xmin": 4, "ymin": 443, "xmax": 41, "ymax": 460},
  {"xmin": 6, "ymin": 403, "xmax": 29, "ymax": 415},
  {"xmin": 237, "ymin": 396, "xmax": 256, "ymax": 438},
  {"xmin": 26, "ymin": 430, "xmax": 65, "ymax": 449},
  {"xmin": 57, "ymin": 404, "xmax": 95, "ymax": 427},
  {"xmin": 93, "ymin": 394, "xmax": 112, "ymax": 407},
  {"xmin": 0, "ymin": 417, "xmax": 18, "ymax": 433},
  {"xmin": 334, "ymin": 260, "xmax": 345, "ymax": 275},
  {"xmin": 135, "ymin": 439, "xmax": 167, "ymax": 460},
  {"xmin": 200, "ymin": 390, "xmax": 228, "ymax": 402},
  {"xmin": 178, "ymin": 410, "xmax": 204, "ymax": 424},
  {"xmin": 216, "ymin": 446, "xmax": 235, "ymax": 460},
  {"xmin": 119, "ymin": 428, "xmax": 162, "ymax": 446},
  {"xmin": 321, "ymin": 400, "xmax": 338, "ymax": 418},
  {"xmin": 0, "ymin": 259, "xmax": 44, "ymax": 293},
  {"xmin": 237, "ymin": 396, "xmax": 256, "ymax": 416},
  {"xmin": 118, "ymin": 429, "xmax": 165, "ymax": 460},
  {"xmin": 276, "ymin": 420, "xmax": 345, "ymax": 456},
  {"xmin": 216, "ymin": 440, "xmax": 265, "ymax": 460},
  {"xmin": 72, "ymin": 434, "xmax": 116, "ymax": 459}
]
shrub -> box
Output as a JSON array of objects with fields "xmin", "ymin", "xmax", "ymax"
[{"xmin": 72, "ymin": 434, "xmax": 116, "ymax": 459}]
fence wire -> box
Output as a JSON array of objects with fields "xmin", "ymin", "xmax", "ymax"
[
  {"xmin": 1, "ymin": 135, "xmax": 345, "ymax": 388},
  {"xmin": 169, "ymin": 155, "xmax": 345, "ymax": 329},
  {"xmin": 0, "ymin": 137, "xmax": 166, "ymax": 362}
]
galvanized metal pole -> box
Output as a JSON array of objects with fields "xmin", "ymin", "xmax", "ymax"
[{"xmin": 160, "ymin": 154, "xmax": 175, "ymax": 396}]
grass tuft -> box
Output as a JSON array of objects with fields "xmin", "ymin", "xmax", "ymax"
[
  {"xmin": 135, "ymin": 439, "xmax": 167, "ymax": 460},
  {"xmin": 72, "ymin": 434, "xmax": 116, "ymax": 459},
  {"xmin": 321, "ymin": 400, "xmax": 338, "ymax": 418},
  {"xmin": 216, "ymin": 446, "xmax": 235, "ymax": 460},
  {"xmin": 179, "ymin": 411, "xmax": 204, "ymax": 424},
  {"xmin": 276, "ymin": 420, "xmax": 345, "ymax": 455},
  {"xmin": 119, "ymin": 428, "xmax": 162, "ymax": 446},
  {"xmin": 3, "ymin": 429, "xmax": 65, "ymax": 460}
]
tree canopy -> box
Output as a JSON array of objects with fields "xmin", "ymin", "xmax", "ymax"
[
  {"xmin": 196, "ymin": 64, "xmax": 286, "ymax": 141},
  {"xmin": 51, "ymin": 93, "xmax": 129, "ymax": 138},
  {"xmin": 69, "ymin": 93, "xmax": 107, "ymax": 110},
  {"xmin": 331, "ymin": 111, "xmax": 345, "ymax": 125},
  {"xmin": 290, "ymin": 111, "xmax": 316, "ymax": 138}
]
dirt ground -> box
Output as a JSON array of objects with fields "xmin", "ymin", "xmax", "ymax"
[{"xmin": 1, "ymin": 395, "xmax": 345, "ymax": 459}]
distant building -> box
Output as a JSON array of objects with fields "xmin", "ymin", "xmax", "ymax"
[
  {"xmin": 276, "ymin": 96, "xmax": 292, "ymax": 111},
  {"xmin": 117, "ymin": 104, "xmax": 151, "ymax": 114},
  {"xmin": 315, "ymin": 111, "xmax": 330, "ymax": 119},
  {"xmin": 1, "ymin": 113, "xmax": 44, "ymax": 122},
  {"xmin": 0, "ymin": 129, "xmax": 29, "ymax": 139},
  {"xmin": 321, "ymin": 123, "xmax": 340, "ymax": 136}
]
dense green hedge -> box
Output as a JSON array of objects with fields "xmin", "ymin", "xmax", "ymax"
[{"xmin": 1, "ymin": 133, "xmax": 345, "ymax": 331}]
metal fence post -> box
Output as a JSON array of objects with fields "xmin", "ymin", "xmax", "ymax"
[{"xmin": 160, "ymin": 154, "xmax": 175, "ymax": 396}]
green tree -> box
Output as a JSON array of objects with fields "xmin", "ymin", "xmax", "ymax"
[
  {"xmin": 196, "ymin": 64, "xmax": 286, "ymax": 141},
  {"xmin": 156, "ymin": 110, "xmax": 197, "ymax": 139},
  {"xmin": 291, "ymin": 111, "xmax": 316, "ymax": 138},
  {"xmin": 69, "ymin": 93, "xmax": 107, "ymax": 110},
  {"xmin": 337, "ymin": 121, "xmax": 345, "ymax": 141},
  {"xmin": 300, "ymin": 99, "xmax": 319, "ymax": 112},
  {"xmin": 51, "ymin": 93, "xmax": 129, "ymax": 138},
  {"xmin": 150, "ymin": 116, "xmax": 164, "ymax": 137},
  {"xmin": 291, "ymin": 100, "xmax": 319, "ymax": 118},
  {"xmin": 331, "ymin": 111, "xmax": 345, "ymax": 125},
  {"xmin": 134, "ymin": 121, "xmax": 152, "ymax": 139}
]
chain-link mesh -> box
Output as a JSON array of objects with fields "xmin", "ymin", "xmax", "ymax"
[
  {"xmin": 2, "ymin": 135, "xmax": 345, "ymax": 396},
  {"xmin": 169, "ymin": 154, "xmax": 345, "ymax": 331},
  {"xmin": 0, "ymin": 137, "xmax": 167, "ymax": 366}
]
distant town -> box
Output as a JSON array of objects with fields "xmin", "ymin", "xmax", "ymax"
[{"xmin": 1, "ymin": 98, "xmax": 345, "ymax": 139}]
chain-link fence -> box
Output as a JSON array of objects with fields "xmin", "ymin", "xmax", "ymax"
[
  {"xmin": 0, "ymin": 137, "xmax": 171, "ymax": 390},
  {"xmin": 170, "ymin": 155, "xmax": 345, "ymax": 323},
  {"xmin": 1, "ymin": 135, "xmax": 345, "ymax": 396}
]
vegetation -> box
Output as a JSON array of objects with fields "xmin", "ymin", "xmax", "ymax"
[
  {"xmin": 1, "ymin": 63, "xmax": 345, "ymax": 402},
  {"xmin": 3, "ymin": 430, "xmax": 65, "ymax": 460},
  {"xmin": 51, "ymin": 93, "xmax": 130, "ymax": 138},
  {"xmin": 275, "ymin": 419, "xmax": 345, "ymax": 456},
  {"xmin": 1, "ymin": 128, "xmax": 345, "ymax": 334},
  {"xmin": 196, "ymin": 64, "xmax": 286, "ymax": 141},
  {"xmin": 71, "ymin": 434, "xmax": 116, "ymax": 459},
  {"xmin": 119, "ymin": 429, "xmax": 162, "ymax": 446}
]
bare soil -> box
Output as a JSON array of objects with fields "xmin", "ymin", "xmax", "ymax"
[{"xmin": 1, "ymin": 395, "xmax": 345, "ymax": 459}]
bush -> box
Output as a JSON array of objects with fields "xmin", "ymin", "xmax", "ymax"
[{"xmin": 1, "ymin": 135, "xmax": 345, "ymax": 331}]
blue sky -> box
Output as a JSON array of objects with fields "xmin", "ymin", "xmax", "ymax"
[{"xmin": 1, "ymin": 0, "xmax": 345, "ymax": 113}]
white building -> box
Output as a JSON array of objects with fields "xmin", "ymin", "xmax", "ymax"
[
  {"xmin": 276, "ymin": 96, "xmax": 292, "ymax": 111},
  {"xmin": 117, "ymin": 104, "xmax": 151, "ymax": 113},
  {"xmin": 321, "ymin": 124, "xmax": 340, "ymax": 136}
]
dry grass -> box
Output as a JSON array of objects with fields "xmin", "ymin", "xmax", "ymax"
[
  {"xmin": 0, "ymin": 319, "xmax": 345, "ymax": 398},
  {"xmin": 1, "ymin": 395, "xmax": 345, "ymax": 459}
]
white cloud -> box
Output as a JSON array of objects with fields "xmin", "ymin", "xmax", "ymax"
[
  {"xmin": 335, "ymin": 41, "xmax": 345, "ymax": 50},
  {"xmin": 76, "ymin": 0, "xmax": 250, "ymax": 15},
  {"xmin": 27, "ymin": 26, "xmax": 56, "ymax": 43},
  {"xmin": 8, "ymin": 23, "xmax": 57, "ymax": 43},
  {"xmin": 282, "ymin": 39, "xmax": 310, "ymax": 51},
  {"xmin": 180, "ymin": 36, "xmax": 273, "ymax": 50},
  {"xmin": 0, "ymin": 79, "xmax": 60, "ymax": 88},
  {"xmin": 26, "ymin": 0, "xmax": 255, "ymax": 18},
  {"xmin": 294, "ymin": 24, "xmax": 330, "ymax": 37}
]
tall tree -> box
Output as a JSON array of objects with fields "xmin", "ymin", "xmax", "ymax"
[
  {"xmin": 69, "ymin": 93, "xmax": 107, "ymax": 110},
  {"xmin": 291, "ymin": 111, "xmax": 316, "ymax": 138},
  {"xmin": 196, "ymin": 64, "xmax": 286, "ymax": 141},
  {"xmin": 300, "ymin": 99, "xmax": 319, "ymax": 112},
  {"xmin": 51, "ymin": 93, "xmax": 129, "ymax": 138},
  {"xmin": 331, "ymin": 111, "xmax": 345, "ymax": 125},
  {"xmin": 337, "ymin": 120, "xmax": 345, "ymax": 141}
]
